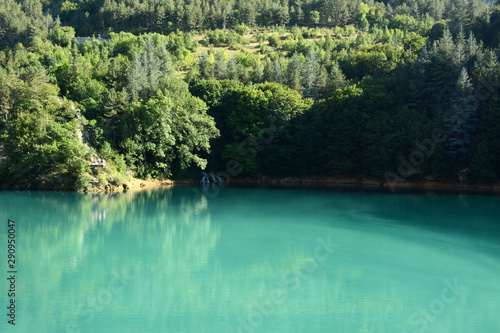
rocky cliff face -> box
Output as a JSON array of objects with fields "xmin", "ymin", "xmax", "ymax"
[{"xmin": 0, "ymin": 141, "xmax": 5, "ymax": 162}]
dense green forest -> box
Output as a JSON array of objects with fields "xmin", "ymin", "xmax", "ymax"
[{"xmin": 0, "ymin": 0, "xmax": 499, "ymax": 190}]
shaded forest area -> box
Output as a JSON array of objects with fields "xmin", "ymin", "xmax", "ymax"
[{"xmin": 0, "ymin": 0, "xmax": 499, "ymax": 190}]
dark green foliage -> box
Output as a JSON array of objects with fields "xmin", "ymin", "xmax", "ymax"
[
  {"xmin": 1, "ymin": 0, "xmax": 500, "ymax": 189},
  {"xmin": 191, "ymin": 80, "xmax": 312, "ymax": 175},
  {"xmin": 0, "ymin": 0, "xmax": 493, "ymax": 39},
  {"xmin": 0, "ymin": 0, "xmax": 48, "ymax": 49},
  {"xmin": 469, "ymin": 96, "xmax": 500, "ymax": 182},
  {"xmin": 443, "ymin": 68, "xmax": 477, "ymax": 160}
]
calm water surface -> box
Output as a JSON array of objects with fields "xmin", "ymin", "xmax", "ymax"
[{"xmin": 0, "ymin": 187, "xmax": 499, "ymax": 332}]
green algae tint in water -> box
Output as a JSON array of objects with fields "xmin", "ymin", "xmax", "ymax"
[{"xmin": 0, "ymin": 187, "xmax": 499, "ymax": 333}]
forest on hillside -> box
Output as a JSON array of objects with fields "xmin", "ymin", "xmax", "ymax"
[{"xmin": 0, "ymin": 0, "xmax": 499, "ymax": 190}]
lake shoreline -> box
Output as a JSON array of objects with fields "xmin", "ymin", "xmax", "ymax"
[
  {"xmin": 1, "ymin": 176, "xmax": 499, "ymax": 194},
  {"xmin": 222, "ymin": 176, "xmax": 500, "ymax": 194}
]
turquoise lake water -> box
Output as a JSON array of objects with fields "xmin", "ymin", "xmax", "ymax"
[{"xmin": 0, "ymin": 186, "xmax": 499, "ymax": 332}]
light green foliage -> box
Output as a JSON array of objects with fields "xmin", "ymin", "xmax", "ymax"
[
  {"xmin": 268, "ymin": 35, "xmax": 280, "ymax": 47},
  {"xmin": 310, "ymin": 11, "xmax": 320, "ymax": 25},
  {"xmin": 98, "ymin": 173, "xmax": 107, "ymax": 186},
  {"xmin": 1, "ymin": 107, "xmax": 88, "ymax": 187},
  {"xmin": 123, "ymin": 77, "xmax": 219, "ymax": 178},
  {"xmin": 75, "ymin": 172, "xmax": 94, "ymax": 192},
  {"xmin": 235, "ymin": 23, "xmax": 250, "ymax": 35},
  {"xmin": 49, "ymin": 26, "xmax": 75, "ymax": 47}
]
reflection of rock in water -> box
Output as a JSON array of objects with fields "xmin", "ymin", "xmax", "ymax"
[{"xmin": 197, "ymin": 171, "xmax": 225, "ymax": 184}]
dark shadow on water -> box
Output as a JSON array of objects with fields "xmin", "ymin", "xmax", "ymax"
[{"xmin": 223, "ymin": 181, "xmax": 500, "ymax": 196}]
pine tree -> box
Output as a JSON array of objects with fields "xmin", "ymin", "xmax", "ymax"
[
  {"xmin": 263, "ymin": 58, "xmax": 273, "ymax": 82},
  {"xmin": 323, "ymin": 61, "xmax": 347, "ymax": 98},
  {"xmin": 199, "ymin": 51, "xmax": 214, "ymax": 79},
  {"xmin": 272, "ymin": 59, "xmax": 283, "ymax": 84},
  {"xmin": 466, "ymin": 31, "xmax": 481, "ymax": 67},
  {"xmin": 214, "ymin": 50, "xmax": 227, "ymax": 79},
  {"xmin": 435, "ymin": 28, "xmax": 455, "ymax": 59},
  {"xmin": 407, "ymin": 51, "xmax": 429, "ymax": 113},
  {"xmin": 104, "ymin": 88, "xmax": 128, "ymax": 148},
  {"xmin": 286, "ymin": 52, "xmax": 302, "ymax": 91},
  {"xmin": 141, "ymin": 35, "xmax": 162, "ymax": 95},
  {"xmin": 254, "ymin": 61, "xmax": 264, "ymax": 83},
  {"xmin": 475, "ymin": 49, "xmax": 500, "ymax": 85},
  {"xmin": 156, "ymin": 43, "xmax": 174, "ymax": 76},
  {"xmin": 444, "ymin": 67, "xmax": 477, "ymax": 160},
  {"xmin": 227, "ymin": 56, "xmax": 239, "ymax": 80},
  {"xmin": 301, "ymin": 46, "xmax": 319, "ymax": 98},
  {"xmin": 316, "ymin": 65, "xmax": 328, "ymax": 97},
  {"xmin": 454, "ymin": 26, "xmax": 467, "ymax": 67},
  {"xmin": 426, "ymin": 30, "xmax": 460, "ymax": 119},
  {"xmin": 278, "ymin": 0, "xmax": 290, "ymax": 25},
  {"xmin": 127, "ymin": 53, "xmax": 146, "ymax": 100},
  {"xmin": 126, "ymin": 35, "xmax": 173, "ymax": 100}
]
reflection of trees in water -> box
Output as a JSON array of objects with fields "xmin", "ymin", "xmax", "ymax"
[
  {"xmin": 124, "ymin": 189, "xmax": 223, "ymax": 324},
  {"xmin": 0, "ymin": 189, "xmax": 219, "ymax": 332},
  {"xmin": 0, "ymin": 192, "xmax": 98, "ymax": 331},
  {"xmin": 3, "ymin": 190, "xmax": 495, "ymax": 332}
]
